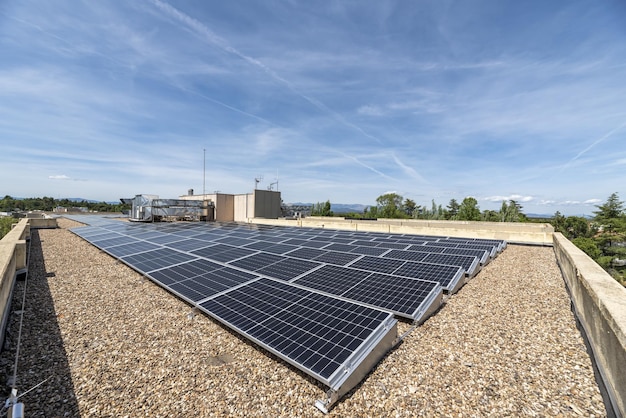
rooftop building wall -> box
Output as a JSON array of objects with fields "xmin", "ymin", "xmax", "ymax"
[{"xmin": 181, "ymin": 190, "xmax": 281, "ymax": 222}]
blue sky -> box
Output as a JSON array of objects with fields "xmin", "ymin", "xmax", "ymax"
[{"xmin": 1, "ymin": 0, "xmax": 625, "ymax": 216}]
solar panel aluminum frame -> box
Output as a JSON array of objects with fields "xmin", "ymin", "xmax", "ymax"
[
  {"xmin": 438, "ymin": 266, "xmax": 466, "ymax": 294},
  {"xmin": 315, "ymin": 315, "xmax": 397, "ymax": 413}
]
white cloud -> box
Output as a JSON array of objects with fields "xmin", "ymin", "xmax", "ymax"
[
  {"xmin": 357, "ymin": 105, "xmax": 384, "ymax": 116},
  {"xmin": 48, "ymin": 174, "xmax": 86, "ymax": 181},
  {"xmin": 483, "ymin": 194, "xmax": 534, "ymax": 203}
]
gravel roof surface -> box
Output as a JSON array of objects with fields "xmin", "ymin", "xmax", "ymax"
[{"xmin": 0, "ymin": 218, "xmax": 606, "ymax": 417}]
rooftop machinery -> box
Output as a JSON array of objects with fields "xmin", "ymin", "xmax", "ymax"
[{"xmin": 121, "ymin": 194, "xmax": 215, "ymax": 222}]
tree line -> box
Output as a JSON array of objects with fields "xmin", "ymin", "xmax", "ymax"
[
  {"xmin": 313, "ymin": 193, "xmax": 526, "ymax": 222},
  {"xmin": 0, "ymin": 195, "xmax": 129, "ymax": 213}
]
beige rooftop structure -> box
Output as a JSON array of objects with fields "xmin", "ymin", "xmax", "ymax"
[
  {"xmin": 179, "ymin": 189, "xmax": 281, "ymax": 222},
  {"xmin": 0, "ymin": 216, "xmax": 624, "ymax": 416}
]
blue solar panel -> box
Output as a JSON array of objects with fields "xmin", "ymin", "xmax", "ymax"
[
  {"xmin": 229, "ymin": 252, "xmax": 286, "ymax": 271},
  {"xmin": 293, "ymin": 265, "xmax": 441, "ymax": 320},
  {"xmin": 314, "ymin": 251, "xmax": 361, "ymax": 266},
  {"xmin": 148, "ymin": 260, "xmax": 258, "ymax": 302},
  {"xmin": 199, "ymin": 278, "xmax": 396, "ymax": 384},
  {"xmin": 256, "ymin": 258, "xmax": 322, "ymax": 281},
  {"xmin": 121, "ymin": 248, "xmax": 197, "ymax": 273}
]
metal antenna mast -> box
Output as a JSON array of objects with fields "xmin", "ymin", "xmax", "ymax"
[{"xmin": 203, "ymin": 148, "xmax": 206, "ymax": 197}]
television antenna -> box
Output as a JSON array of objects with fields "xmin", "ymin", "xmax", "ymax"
[
  {"xmin": 254, "ymin": 175, "xmax": 263, "ymax": 190},
  {"xmin": 267, "ymin": 172, "xmax": 279, "ymax": 191}
]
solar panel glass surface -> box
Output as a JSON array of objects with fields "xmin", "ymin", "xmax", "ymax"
[{"xmin": 199, "ymin": 278, "xmax": 393, "ymax": 382}]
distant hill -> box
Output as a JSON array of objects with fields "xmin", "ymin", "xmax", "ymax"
[
  {"xmin": 331, "ymin": 203, "xmax": 368, "ymax": 213},
  {"xmin": 526, "ymin": 213, "xmax": 553, "ymax": 219}
]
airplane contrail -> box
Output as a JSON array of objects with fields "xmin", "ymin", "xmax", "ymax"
[
  {"xmin": 150, "ymin": 0, "xmax": 383, "ymax": 144},
  {"xmin": 560, "ymin": 119, "xmax": 626, "ymax": 172}
]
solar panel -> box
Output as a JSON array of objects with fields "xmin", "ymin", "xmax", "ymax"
[
  {"xmin": 86, "ymin": 232, "xmax": 126, "ymax": 242},
  {"xmin": 349, "ymin": 246, "xmax": 389, "ymax": 256},
  {"xmin": 213, "ymin": 236, "xmax": 258, "ymax": 246},
  {"xmin": 105, "ymin": 241, "xmax": 162, "ymax": 258},
  {"xmin": 148, "ymin": 260, "xmax": 258, "ymax": 302},
  {"xmin": 262, "ymin": 243, "xmax": 300, "ymax": 254},
  {"xmin": 393, "ymin": 261, "xmax": 465, "ymax": 292},
  {"xmin": 384, "ymin": 250, "xmax": 479, "ymax": 277},
  {"xmin": 384, "ymin": 249, "xmax": 430, "ymax": 262},
  {"xmin": 314, "ymin": 251, "xmax": 361, "ymax": 266},
  {"xmin": 229, "ymin": 252, "xmax": 286, "ymax": 271},
  {"xmin": 199, "ymin": 278, "xmax": 397, "ymax": 403},
  {"xmin": 342, "ymin": 273, "xmax": 441, "ymax": 317},
  {"xmin": 285, "ymin": 247, "xmax": 328, "ymax": 260},
  {"xmin": 422, "ymin": 253, "xmax": 480, "ymax": 277},
  {"xmin": 292, "ymin": 265, "xmax": 371, "ymax": 294},
  {"xmin": 298, "ymin": 240, "xmax": 330, "ymax": 249},
  {"xmin": 351, "ymin": 240, "xmax": 377, "ymax": 246},
  {"xmin": 256, "ymin": 258, "xmax": 322, "ymax": 281},
  {"xmin": 375, "ymin": 242, "xmax": 409, "ymax": 250},
  {"xmin": 293, "ymin": 265, "xmax": 442, "ymax": 320},
  {"xmin": 348, "ymin": 256, "xmax": 406, "ymax": 274},
  {"xmin": 89, "ymin": 235, "xmax": 140, "ymax": 249},
  {"xmin": 322, "ymin": 243, "xmax": 356, "ymax": 252},
  {"xmin": 204, "ymin": 246, "xmax": 257, "ymax": 263},
  {"xmin": 439, "ymin": 246, "xmax": 490, "ymax": 265},
  {"xmin": 121, "ymin": 248, "xmax": 197, "ymax": 273},
  {"xmin": 189, "ymin": 243, "xmax": 234, "ymax": 259},
  {"xmin": 166, "ymin": 238, "xmax": 215, "ymax": 252}
]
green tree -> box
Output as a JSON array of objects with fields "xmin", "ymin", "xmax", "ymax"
[
  {"xmin": 0, "ymin": 217, "xmax": 18, "ymax": 239},
  {"xmin": 482, "ymin": 210, "xmax": 500, "ymax": 222},
  {"xmin": 364, "ymin": 206, "xmax": 378, "ymax": 218},
  {"xmin": 322, "ymin": 200, "xmax": 333, "ymax": 216},
  {"xmin": 375, "ymin": 193, "xmax": 405, "ymax": 219},
  {"xmin": 593, "ymin": 192, "xmax": 624, "ymax": 222},
  {"xmin": 564, "ymin": 216, "xmax": 593, "ymax": 239},
  {"xmin": 0, "ymin": 196, "xmax": 16, "ymax": 212},
  {"xmin": 499, "ymin": 200, "xmax": 524, "ymax": 222},
  {"xmin": 402, "ymin": 199, "xmax": 417, "ymax": 218},
  {"xmin": 552, "ymin": 211, "xmax": 566, "ymax": 232},
  {"xmin": 457, "ymin": 197, "xmax": 481, "ymax": 221},
  {"xmin": 311, "ymin": 200, "xmax": 333, "ymax": 217},
  {"xmin": 445, "ymin": 199, "xmax": 460, "ymax": 220},
  {"xmin": 571, "ymin": 237, "xmax": 601, "ymax": 260}
]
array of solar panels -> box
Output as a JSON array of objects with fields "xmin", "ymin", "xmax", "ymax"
[{"xmin": 66, "ymin": 215, "xmax": 505, "ymax": 407}]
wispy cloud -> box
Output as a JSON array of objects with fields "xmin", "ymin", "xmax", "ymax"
[
  {"xmin": 149, "ymin": 0, "xmax": 384, "ymax": 144},
  {"xmin": 559, "ymin": 119, "xmax": 626, "ymax": 172},
  {"xmin": 483, "ymin": 194, "xmax": 534, "ymax": 203},
  {"xmin": 48, "ymin": 174, "xmax": 87, "ymax": 181},
  {"xmin": 392, "ymin": 153, "xmax": 428, "ymax": 184}
]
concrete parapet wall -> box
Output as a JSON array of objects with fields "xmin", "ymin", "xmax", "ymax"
[
  {"xmin": 28, "ymin": 218, "xmax": 58, "ymax": 229},
  {"xmin": 0, "ymin": 218, "xmax": 31, "ymax": 349},
  {"xmin": 0, "ymin": 217, "xmax": 56, "ymax": 349},
  {"xmin": 250, "ymin": 217, "xmax": 554, "ymax": 245},
  {"xmin": 553, "ymin": 232, "xmax": 626, "ymax": 417}
]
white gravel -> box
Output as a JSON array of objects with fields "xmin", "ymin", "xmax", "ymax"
[{"xmin": 0, "ymin": 218, "xmax": 606, "ymax": 417}]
